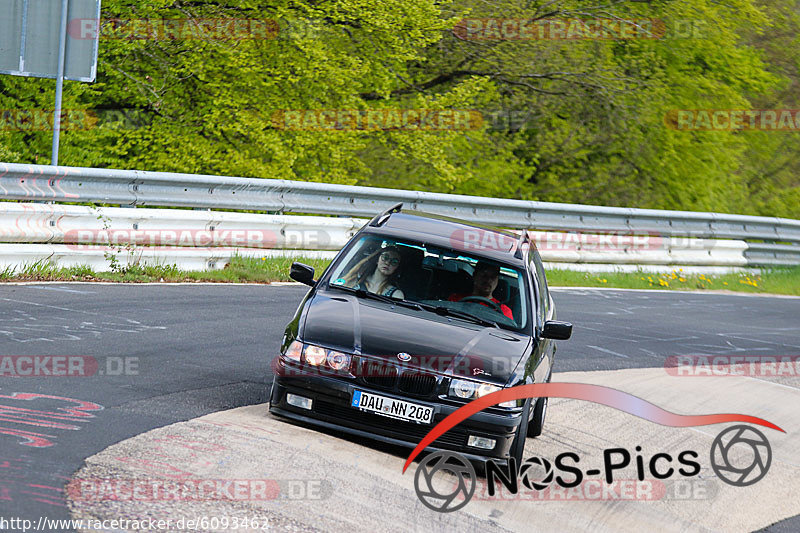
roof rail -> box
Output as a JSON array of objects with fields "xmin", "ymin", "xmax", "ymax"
[
  {"xmin": 369, "ymin": 202, "xmax": 403, "ymax": 227},
  {"xmin": 513, "ymin": 229, "xmax": 530, "ymax": 259}
]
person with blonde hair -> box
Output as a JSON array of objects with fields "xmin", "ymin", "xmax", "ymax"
[{"xmin": 342, "ymin": 245, "xmax": 405, "ymax": 298}]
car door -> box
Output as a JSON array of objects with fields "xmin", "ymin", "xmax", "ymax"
[{"xmin": 529, "ymin": 245, "xmax": 555, "ymax": 383}]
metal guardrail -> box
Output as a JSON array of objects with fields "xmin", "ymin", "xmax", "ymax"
[
  {"xmin": 0, "ymin": 203, "xmax": 752, "ymax": 273},
  {"xmin": 0, "ymin": 243, "xmax": 337, "ymax": 273},
  {"xmin": 0, "ymin": 203, "xmax": 361, "ymax": 249},
  {"xmin": 1, "ymin": 162, "xmax": 799, "ymax": 267}
]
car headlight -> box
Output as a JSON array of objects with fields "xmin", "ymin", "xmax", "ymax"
[
  {"xmin": 281, "ymin": 342, "xmax": 352, "ymax": 372},
  {"xmin": 283, "ymin": 340, "xmax": 303, "ymax": 362},
  {"xmin": 326, "ymin": 350, "xmax": 351, "ymax": 371},
  {"xmin": 304, "ymin": 345, "xmax": 328, "ymax": 366},
  {"xmin": 449, "ymin": 379, "xmax": 516, "ymax": 407},
  {"xmin": 477, "ymin": 383, "xmax": 501, "ymax": 398},
  {"xmin": 450, "ymin": 379, "xmax": 477, "ymax": 399}
]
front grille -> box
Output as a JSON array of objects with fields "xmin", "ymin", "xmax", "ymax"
[
  {"xmin": 398, "ymin": 371, "xmax": 437, "ymax": 396},
  {"xmin": 361, "ymin": 359, "xmax": 398, "ymax": 389},
  {"xmin": 357, "ymin": 357, "xmax": 439, "ymax": 397},
  {"xmin": 314, "ymin": 400, "xmax": 465, "ymax": 447}
]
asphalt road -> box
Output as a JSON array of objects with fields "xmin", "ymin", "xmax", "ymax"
[{"xmin": 0, "ymin": 284, "xmax": 797, "ymax": 530}]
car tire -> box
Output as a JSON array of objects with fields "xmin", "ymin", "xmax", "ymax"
[
  {"xmin": 527, "ymin": 396, "xmax": 547, "ymax": 438},
  {"xmin": 528, "ymin": 374, "xmax": 551, "ymax": 438},
  {"xmin": 509, "ymin": 398, "xmax": 531, "ymax": 469}
]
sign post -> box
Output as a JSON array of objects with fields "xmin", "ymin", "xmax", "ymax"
[{"xmin": 52, "ymin": 0, "xmax": 70, "ymax": 166}]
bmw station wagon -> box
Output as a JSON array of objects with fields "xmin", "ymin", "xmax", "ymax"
[{"xmin": 269, "ymin": 204, "xmax": 572, "ymax": 465}]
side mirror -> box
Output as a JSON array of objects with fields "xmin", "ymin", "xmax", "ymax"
[
  {"xmin": 290, "ymin": 262, "xmax": 316, "ymax": 287},
  {"xmin": 542, "ymin": 321, "xmax": 572, "ymax": 340}
]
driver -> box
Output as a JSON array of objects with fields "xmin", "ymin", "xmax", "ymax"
[{"xmin": 448, "ymin": 261, "xmax": 513, "ymax": 320}]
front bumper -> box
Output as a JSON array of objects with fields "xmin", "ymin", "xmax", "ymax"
[{"xmin": 269, "ymin": 370, "xmax": 524, "ymax": 460}]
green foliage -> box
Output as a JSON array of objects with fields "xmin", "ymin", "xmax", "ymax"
[{"xmin": 0, "ymin": 0, "xmax": 797, "ymax": 218}]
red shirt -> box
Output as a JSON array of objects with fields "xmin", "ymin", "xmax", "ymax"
[{"xmin": 448, "ymin": 293, "xmax": 514, "ymax": 320}]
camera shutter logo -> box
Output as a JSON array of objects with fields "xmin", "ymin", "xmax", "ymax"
[
  {"xmin": 414, "ymin": 451, "xmax": 476, "ymax": 512},
  {"xmin": 710, "ymin": 425, "xmax": 772, "ymax": 487},
  {"xmin": 519, "ymin": 456, "xmax": 554, "ymax": 491}
]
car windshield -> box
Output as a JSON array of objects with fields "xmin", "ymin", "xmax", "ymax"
[{"xmin": 325, "ymin": 235, "xmax": 529, "ymax": 331}]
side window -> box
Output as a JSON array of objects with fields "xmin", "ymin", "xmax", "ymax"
[{"xmin": 530, "ymin": 247, "xmax": 550, "ymax": 322}]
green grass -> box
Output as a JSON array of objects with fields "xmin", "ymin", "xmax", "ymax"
[
  {"xmin": 1, "ymin": 256, "xmax": 798, "ymax": 296},
  {"xmin": 1, "ymin": 256, "xmax": 333, "ymax": 283},
  {"xmin": 546, "ymin": 267, "xmax": 800, "ymax": 296}
]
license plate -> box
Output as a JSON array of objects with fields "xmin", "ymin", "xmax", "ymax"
[{"xmin": 351, "ymin": 390, "xmax": 434, "ymax": 424}]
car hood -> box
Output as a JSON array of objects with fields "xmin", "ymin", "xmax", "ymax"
[{"xmin": 300, "ymin": 290, "xmax": 530, "ymax": 385}]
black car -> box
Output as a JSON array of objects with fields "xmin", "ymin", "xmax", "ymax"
[{"xmin": 269, "ymin": 204, "xmax": 572, "ymax": 466}]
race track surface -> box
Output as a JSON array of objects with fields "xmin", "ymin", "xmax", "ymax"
[{"xmin": 0, "ymin": 284, "xmax": 797, "ymax": 531}]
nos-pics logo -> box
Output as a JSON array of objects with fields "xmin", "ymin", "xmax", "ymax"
[
  {"xmin": 413, "ymin": 425, "xmax": 772, "ymax": 512},
  {"xmin": 402, "ymin": 383, "xmax": 782, "ymax": 513}
]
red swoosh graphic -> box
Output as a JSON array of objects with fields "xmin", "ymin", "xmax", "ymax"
[{"xmin": 402, "ymin": 382, "xmax": 784, "ymax": 473}]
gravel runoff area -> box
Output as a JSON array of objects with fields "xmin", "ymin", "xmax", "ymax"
[{"xmin": 67, "ymin": 367, "xmax": 800, "ymax": 533}]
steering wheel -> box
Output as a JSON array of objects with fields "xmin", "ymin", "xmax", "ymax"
[{"xmin": 459, "ymin": 295, "xmax": 502, "ymax": 312}]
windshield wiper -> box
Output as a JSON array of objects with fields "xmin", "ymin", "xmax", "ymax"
[
  {"xmin": 413, "ymin": 301, "xmax": 498, "ymax": 328},
  {"xmin": 328, "ymin": 285, "xmax": 497, "ymax": 327},
  {"xmin": 328, "ymin": 284, "xmax": 424, "ymax": 310},
  {"xmin": 438, "ymin": 308, "xmax": 499, "ymax": 328}
]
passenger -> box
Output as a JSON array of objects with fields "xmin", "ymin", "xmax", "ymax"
[
  {"xmin": 449, "ymin": 261, "xmax": 513, "ymax": 320},
  {"xmin": 342, "ymin": 246, "xmax": 405, "ymax": 299}
]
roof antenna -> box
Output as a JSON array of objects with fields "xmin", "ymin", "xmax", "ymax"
[
  {"xmin": 369, "ymin": 202, "xmax": 403, "ymax": 227},
  {"xmin": 514, "ymin": 229, "xmax": 530, "ymax": 259}
]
